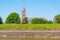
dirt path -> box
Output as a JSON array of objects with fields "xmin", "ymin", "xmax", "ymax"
[
  {"xmin": 0, "ymin": 30, "xmax": 60, "ymax": 38},
  {"xmin": 0, "ymin": 30, "xmax": 60, "ymax": 32}
]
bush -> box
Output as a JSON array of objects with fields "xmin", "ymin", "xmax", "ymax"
[
  {"xmin": 22, "ymin": 17, "xmax": 28, "ymax": 24},
  {"xmin": 6, "ymin": 12, "xmax": 20, "ymax": 24},
  {"xmin": 0, "ymin": 17, "xmax": 3, "ymax": 24}
]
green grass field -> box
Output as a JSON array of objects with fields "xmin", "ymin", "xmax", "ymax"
[
  {"xmin": 0, "ymin": 37, "xmax": 60, "ymax": 40},
  {"xmin": 0, "ymin": 24, "xmax": 60, "ymax": 30}
]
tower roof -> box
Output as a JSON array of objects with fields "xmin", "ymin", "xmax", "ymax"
[{"xmin": 22, "ymin": 8, "xmax": 26, "ymax": 12}]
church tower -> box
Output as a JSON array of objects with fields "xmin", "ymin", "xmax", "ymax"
[{"xmin": 22, "ymin": 8, "xmax": 26, "ymax": 20}]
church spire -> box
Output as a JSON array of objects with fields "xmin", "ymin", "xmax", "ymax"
[
  {"xmin": 22, "ymin": 8, "xmax": 26, "ymax": 19},
  {"xmin": 22, "ymin": 7, "xmax": 26, "ymax": 12}
]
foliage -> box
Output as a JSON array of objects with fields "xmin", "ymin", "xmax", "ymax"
[
  {"xmin": 22, "ymin": 17, "xmax": 28, "ymax": 24},
  {"xmin": 0, "ymin": 17, "xmax": 3, "ymax": 24},
  {"xmin": 47, "ymin": 20, "xmax": 53, "ymax": 24},
  {"xmin": 6, "ymin": 12, "xmax": 20, "ymax": 24},
  {"xmin": 31, "ymin": 18, "xmax": 49, "ymax": 24},
  {"xmin": 39, "ymin": 18, "xmax": 48, "ymax": 24},
  {"xmin": 54, "ymin": 14, "xmax": 60, "ymax": 23},
  {"xmin": 31, "ymin": 18, "xmax": 40, "ymax": 24}
]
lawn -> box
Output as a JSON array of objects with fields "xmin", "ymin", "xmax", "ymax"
[
  {"xmin": 0, "ymin": 24, "xmax": 60, "ymax": 30},
  {"xmin": 0, "ymin": 37, "xmax": 60, "ymax": 40}
]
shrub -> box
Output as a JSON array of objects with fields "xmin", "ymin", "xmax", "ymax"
[{"xmin": 22, "ymin": 17, "xmax": 28, "ymax": 24}]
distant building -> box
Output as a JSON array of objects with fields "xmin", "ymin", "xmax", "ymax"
[
  {"xmin": 21, "ymin": 8, "xmax": 32, "ymax": 24},
  {"xmin": 28, "ymin": 18, "xmax": 32, "ymax": 24},
  {"xmin": 22, "ymin": 8, "xmax": 26, "ymax": 20},
  {"xmin": 21, "ymin": 8, "xmax": 26, "ymax": 23}
]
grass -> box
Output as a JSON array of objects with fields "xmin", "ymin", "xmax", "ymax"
[
  {"xmin": 0, "ymin": 24, "xmax": 60, "ymax": 30},
  {"xmin": 0, "ymin": 37, "xmax": 60, "ymax": 40}
]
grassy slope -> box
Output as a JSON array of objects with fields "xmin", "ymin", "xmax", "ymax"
[
  {"xmin": 0, "ymin": 37, "xmax": 60, "ymax": 40},
  {"xmin": 0, "ymin": 24, "xmax": 60, "ymax": 30}
]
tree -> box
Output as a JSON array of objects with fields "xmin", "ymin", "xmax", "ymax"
[
  {"xmin": 31, "ymin": 18, "xmax": 47, "ymax": 24},
  {"xmin": 0, "ymin": 17, "xmax": 3, "ymax": 24},
  {"xmin": 6, "ymin": 12, "xmax": 20, "ymax": 24},
  {"xmin": 31, "ymin": 18, "xmax": 51, "ymax": 24},
  {"xmin": 54, "ymin": 14, "xmax": 60, "ymax": 23},
  {"xmin": 31, "ymin": 18, "xmax": 40, "ymax": 24},
  {"xmin": 39, "ymin": 18, "xmax": 48, "ymax": 24},
  {"xmin": 47, "ymin": 20, "xmax": 53, "ymax": 24},
  {"xmin": 22, "ymin": 17, "xmax": 28, "ymax": 24}
]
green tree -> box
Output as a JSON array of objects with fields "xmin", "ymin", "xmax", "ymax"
[
  {"xmin": 22, "ymin": 17, "xmax": 28, "ymax": 24},
  {"xmin": 54, "ymin": 14, "xmax": 60, "ymax": 23},
  {"xmin": 39, "ymin": 18, "xmax": 48, "ymax": 24},
  {"xmin": 0, "ymin": 17, "xmax": 3, "ymax": 24},
  {"xmin": 47, "ymin": 20, "xmax": 53, "ymax": 24},
  {"xmin": 31, "ymin": 18, "xmax": 50, "ymax": 24},
  {"xmin": 31, "ymin": 18, "xmax": 40, "ymax": 24},
  {"xmin": 6, "ymin": 12, "xmax": 20, "ymax": 24}
]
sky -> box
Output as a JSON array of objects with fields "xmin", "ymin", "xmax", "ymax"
[{"xmin": 0, "ymin": 0, "xmax": 60, "ymax": 22}]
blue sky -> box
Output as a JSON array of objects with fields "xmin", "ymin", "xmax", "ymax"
[{"xmin": 0, "ymin": 0, "xmax": 60, "ymax": 22}]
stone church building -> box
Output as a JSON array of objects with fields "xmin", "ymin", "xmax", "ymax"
[{"xmin": 21, "ymin": 8, "xmax": 31, "ymax": 24}]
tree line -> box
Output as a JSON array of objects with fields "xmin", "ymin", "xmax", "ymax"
[{"xmin": 0, "ymin": 12, "xmax": 60, "ymax": 24}]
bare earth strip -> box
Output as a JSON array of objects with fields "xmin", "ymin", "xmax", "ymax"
[
  {"xmin": 0, "ymin": 30, "xmax": 60, "ymax": 32},
  {"xmin": 0, "ymin": 30, "xmax": 60, "ymax": 38}
]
